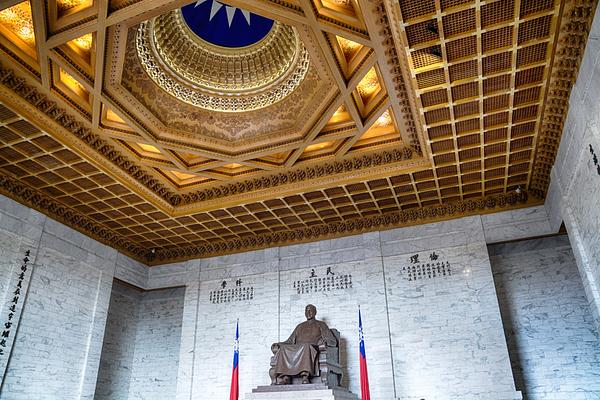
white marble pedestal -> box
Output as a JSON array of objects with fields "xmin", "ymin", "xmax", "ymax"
[{"xmin": 245, "ymin": 384, "xmax": 358, "ymax": 400}]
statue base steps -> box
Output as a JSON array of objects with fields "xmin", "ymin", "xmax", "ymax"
[{"xmin": 245, "ymin": 384, "xmax": 358, "ymax": 400}]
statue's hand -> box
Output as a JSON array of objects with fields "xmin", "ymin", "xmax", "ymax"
[
  {"xmin": 271, "ymin": 343, "xmax": 280, "ymax": 354},
  {"xmin": 317, "ymin": 338, "xmax": 327, "ymax": 350}
]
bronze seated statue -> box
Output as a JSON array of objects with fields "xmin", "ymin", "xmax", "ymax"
[{"xmin": 269, "ymin": 304, "xmax": 343, "ymax": 388}]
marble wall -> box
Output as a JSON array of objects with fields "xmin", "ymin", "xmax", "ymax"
[
  {"xmin": 545, "ymin": 1, "xmax": 600, "ymax": 330},
  {"xmin": 0, "ymin": 195, "xmax": 44, "ymax": 381},
  {"xmin": 95, "ymin": 282, "xmax": 185, "ymax": 400},
  {"xmin": 156, "ymin": 216, "xmax": 522, "ymax": 400},
  {"xmin": 95, "ymin": 283, "xmax": 140, "ymax": 400},
  {"xmin": 0, "ymin": 189, "xmax": 597, "ymax": 400},
  {"xmin": 0, "ymin": 195, "xmax": 148, "ymax": 400},
  {"xmin": 381, "ymin": 220, "xmax": 517, "ymax": 399},
  {"xmin": 127, "ymin": 287, "xmax": 185, "ymax": 399},
  {"xmin": 94, "ymin": 281, "xmax": 185, "ymax": 400},
  {"xmin": 490, "ymin": 235, "xmax": 600, "ymax": 399}
]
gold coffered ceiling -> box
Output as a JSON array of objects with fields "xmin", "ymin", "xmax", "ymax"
[{"xmin": 0, "ymin": 0, "xmax": 596, "ymax": 264}]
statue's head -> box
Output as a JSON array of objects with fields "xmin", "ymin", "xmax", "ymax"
[{"xmin": 305, "ymin": 304, "xmax": 317, "ymax": 320}]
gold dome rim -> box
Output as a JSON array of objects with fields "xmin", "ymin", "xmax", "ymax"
[{"xmin": 135, "ymin": 9, "xmax": 311, "ymax": 113}]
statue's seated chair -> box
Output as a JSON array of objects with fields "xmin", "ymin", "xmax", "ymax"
[{"xmin": 269, "ymin": 328, "xmax": 343, "ymax": 388}]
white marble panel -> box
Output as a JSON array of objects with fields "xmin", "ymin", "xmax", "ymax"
[
  {"xmin": 384, "ymin": 243, "xmax": 518, "ymax": 399},
  {"xmin": 380, "ymin": 216, "xmax": 484, "ymax": 258},
  {"xmin": 43, "ymin": 218, "xmax": 115, "ymax": 261},
  {"xmin": 544, "ymin": 172, "xmax": 564, "ymax": 232},
  {"xmin": 199, "ymin": 249, "xmax": 279, "ymax": 281},
  {"xmin": 0, "ymin": 227, "xmax": 39, "ymax": 380},
  {"xmin": 114, "ymin": 254, "xmax": 148, "ymax": 289},
  {"xmin": 94, "ymin": 283, "xmax": 140, "ymax": 400},
  {"xmin": 147, "ymin": 260, "xmax": 197, "ymax": 289},
  {"xmin": 0, "ymin": 195, "xmax": 46, "ymax": 233},
  {"xmin": 490, "ymin": 236, "xmax": 600, "ymax": 399},
  {"xmin": 544, "ymin": 2, "xmax": 600, "ymax": 331},
  {"xmin": 481, "ymin": 206, "xmax": 554, "ymax": 243},
  {"xmin": 175, "ymin": 280, "xmax": 200, "ymax": 400},
  {"xmin": 128, "ymin": 288, "xmax": 185, "ymax": 400},
  {"xmin": 279, "ymin": 235, "xmax": 370, "ymax": 270},
  {"xmin": 1, "ymin": 246, "xmax": 109, "ymax": 400},
  {"xmin": 191, "ymin": 271, "xmax": 279, "ymax": 399},
  {"xmin": 279, "ymin": 260, "xmax": 394, "ymax": 399}
]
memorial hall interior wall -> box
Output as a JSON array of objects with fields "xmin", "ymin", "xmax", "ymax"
[
  {"xmin": 1, "ymin": 189, "xmax": 600, "ymax": 399},
  {"xmin": 0, "ymin": 195, "xmax": 145, "ymax": 399},
  {"xmin": 545, "ymin": 7, "xmax": 600, "ymax": 331},
  {"xmin": 490, "ymin": 235, "xmax": 600, "ymax": 399},
  {"xmin": 1, "ymin": 1, "xmax": 600, "ymax": 399},
  {"xmin": 94, "ymin": 282, "xmax": 185, "ymax": 400},
  {"xmin": 142, "ymin": 213, "xmax": 538, "ymax": 400}
]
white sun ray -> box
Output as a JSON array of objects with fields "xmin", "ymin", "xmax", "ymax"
[
  {"xmin": 240, "ymin": 9, "xmax": 251, "ymax": 25},
  {"xmin": 194, "ymin": 0, "xmax": 251, "ymax": 27},
  {"xmin": 225, "ymin": 5, "xmax": 236, "ymax": 26}
]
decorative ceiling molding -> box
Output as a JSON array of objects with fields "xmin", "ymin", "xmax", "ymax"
[
  {"xmin": 529, "ymin": 0, "xmax": 597, "ymax": 197},
  {"xmin": 0, "ymin": 173, "xmax": 148, "ymax": 260},
  {"xmin": 0, "ymin": 65, "xmax": 179, "ymax": 207},
  {"xmin": 137, "ymin": 13, "xmax": 312, "ymax": 112},
  {"xmin": 0, "ymin": 0, "xmax": 596, "ymax": 265},
  {"xmin": 152, "ymin": 190, "xmax": 536, "ymax": 264},
  {"xmin": 0, "ymin": 64, "xmax": 425, "ymax": 211},
  {"xmin": 0, "ymin": 170, "xmax": 536, "ymax": 265}
]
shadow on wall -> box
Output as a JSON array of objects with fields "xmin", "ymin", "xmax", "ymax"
[
  {"xmin": 94, "ymin": 280, "xmax": 186, "ymax": 400},
  {"xmin": 489, "ymin": 234, "xmax": 600, "ymax": 399}
]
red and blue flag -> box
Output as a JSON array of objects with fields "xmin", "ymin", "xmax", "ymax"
[
  {"xmin": 359, "ymin": 308, "xmax": 371, "ymax": 400},
  {"xmin": 229, "ymin": 320, "xmax": 239, "ymax": 400}
]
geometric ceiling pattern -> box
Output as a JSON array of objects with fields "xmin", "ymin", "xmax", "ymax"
[{"xmin": 0, "ymin": 0, "xmax": 596, "ymax": 264}]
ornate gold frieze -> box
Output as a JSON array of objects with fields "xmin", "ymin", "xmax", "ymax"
[
  {"xmin": 175, "ymin": 146, "xmax": 416, "ymax": 205},
  {"xmin": 153, "ymin": 191, "xmax": 533, "ymax": 264},
  {"xmin": 529, "ymin": 0, "xmax": 599, "ymax": 197},
  {"xmin": 0, "ymin": 174, "xmax": 148, "ymax": 260},
  {"xmin": 0, "ymin": 0, "xmax": 597, "ymax": 266}
]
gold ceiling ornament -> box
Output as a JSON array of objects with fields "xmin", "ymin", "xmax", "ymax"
[
  {"xmin": 57, "ymin": 0, "xmax": 92, "ymax": 13},
  {"xmin": 0, "ymin": 0, "xmax": 596, "ymax": 264},
  {"xmin": 69, "ymin": 33, "xmax": 93, "ymax": 51},
  {"xmin": 375, "ymin": 110, "xmax": 392, "ymax": 127},
  {"xmin": 357, "ymin": 67, "xmax": 380, "ymax": 99},
  {"xmin": 336, "ymin": 36, "xmax": 361, "ymax": 58},
  {"xmin": 137, "ymin": 143, "xmax": 162, "ymax": 154},
  {"xmin": 135, "ymin": 9, "xmax": 310, "ymax": 112},
  {"xmin": 0, "ymin": 2, "xmax": 35, "ymax": 46},
  {"xmin": 59, "ymin": 68, "xmax": 81, "ymax": 88}
]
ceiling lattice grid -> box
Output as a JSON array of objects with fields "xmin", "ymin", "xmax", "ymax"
[
  {"xmin": 0, "ymin": 0, "xmax": 596, "ymax": 263},
  {"xmin": 398, "ymin": 0, "xmax": 560, "ymax": 202}
]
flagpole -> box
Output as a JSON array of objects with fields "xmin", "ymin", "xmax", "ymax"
[
  {"xmin": 358, "ymin": 306, "xmax": 371, "ymax": 400},
  {"xmin": 229, "ymin": 319, "xmax": 239, "ymax": 400}
]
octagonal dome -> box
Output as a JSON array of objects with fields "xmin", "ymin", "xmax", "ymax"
[{"xmin": 136, "ymin": 3, "xmax": 310, "ymax": 112}]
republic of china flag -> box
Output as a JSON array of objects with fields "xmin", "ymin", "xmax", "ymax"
[
  {"xmin": 358, "ymin": 308, "xmax": 371, "ymax": 400},
  {"xmin": 229, "ymin": 320, "xmax": 239, "ymax": 400}
]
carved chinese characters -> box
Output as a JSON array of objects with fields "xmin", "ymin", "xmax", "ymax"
[
  {"xmin": 209, "ymin": 278, "xmax": 255, "ymax": 304},
  {"xmin": 400, "ymin": 251, "xmax": 453, "ymax": 282},
  {"xmin": 292, "ymin": 267, "xmax": 353, "ymax": 295},
  {"xmin": 0, "ymin": 250, "xmax": 31, "ymax": 358}
]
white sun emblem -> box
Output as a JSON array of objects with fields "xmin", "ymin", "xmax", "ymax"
[{"xmin": 194, "ymin": 0, "xmax": 251, "ymax": 27}]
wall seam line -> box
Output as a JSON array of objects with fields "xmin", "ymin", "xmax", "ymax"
[{"xmin": 378, "ymin": 231, "xmax": 397, "ymax": 399}]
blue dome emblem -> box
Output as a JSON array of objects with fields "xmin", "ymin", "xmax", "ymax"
[{"xmin": 181, "ymin": 1, "xmax": 275, "ymax": 48}]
